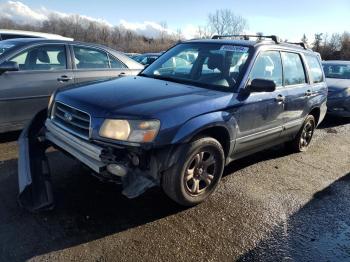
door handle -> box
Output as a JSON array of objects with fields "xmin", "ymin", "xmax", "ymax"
[
  {"xmin": 275, "ymin": 94, "xmax": 285, "ymax": 103},
  {"xmin": 305, "ymin": 90, "xmax": 312, "ymax": 97},
  {"xmin": 118, "ymin": 72, "xmax": 126, "ymax": 77},
  {"xmin": 57, "ymin": 75, "xmax": 73, "ymax": 82}
]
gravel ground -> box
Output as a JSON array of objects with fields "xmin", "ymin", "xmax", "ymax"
[{"xmin": 0, "ymin": 116, "xmax": 349, "ymax": 262}]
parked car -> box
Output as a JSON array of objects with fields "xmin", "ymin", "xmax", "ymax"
[
  {"xmin": 133, "ymin": 52, "xmax": 161, "ymax": 65},
  {"xmin": 0, "ymin": 29, "xmax": 73, "ymax": 41},
  {"xmin": 18, "ymin": 35, "xmax": 327, "ymax": 211},
  {"xmin": 322, "ymin": 60, "xmax": 350, "ymax": 117},
  {"xmin": 0, "ymin": 38, "xmax": 144, "ymax": 133}
]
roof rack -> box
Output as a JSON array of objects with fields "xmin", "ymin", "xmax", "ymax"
[
  {"xmin": 211, "ymin": 34, "xmax": 281, "ymax": 44},
  {"xmin": 285, "ymin": 42, "xmax": 308, "ymax": 50}
]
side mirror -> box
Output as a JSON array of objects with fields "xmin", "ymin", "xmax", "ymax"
[
  {"xmin": 247, "ymin": 79, "xmax": 276, "ymax": 93},
  {"xmin": 0, "ymin": 61, "xmax": 19, "ymax": 74}
]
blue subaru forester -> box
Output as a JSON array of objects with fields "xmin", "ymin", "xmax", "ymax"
[{"xmin": 18, "ymin": 35, "xmax": 327, "ymax": 211}]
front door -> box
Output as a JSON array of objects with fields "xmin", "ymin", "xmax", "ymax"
[
  {"xmin": 234, "ymin": 50, "xmax": 287, "ymax": 154},
  {"xmin": 0, "ymin": 44, "xmax": 73, "ymax": 131}
]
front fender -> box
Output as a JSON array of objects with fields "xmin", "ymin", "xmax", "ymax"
[{"xmin": 171, "ymin": 111, "xmax": 238, "ymax": 145}]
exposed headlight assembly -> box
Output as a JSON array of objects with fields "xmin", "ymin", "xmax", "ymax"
[{"xmin": 99, "ymin": 119, "xmax": 160, "ymax": 143}]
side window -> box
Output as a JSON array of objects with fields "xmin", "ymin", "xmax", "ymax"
[
  {"xmin": 249, "ymin": 51, "xmax": 283, "ymax": 86},
  {"xmin": 73, "ymin": 46, "xmax": 109, "ymax": 69},
  {"xmin": 281, "ymin": 52, "xmax": 306, "ymax": 85},
  {"xmin": 10, "ymin": 45, "xmax": 67, "ymax": 71},
  {"xmin": 305, "ymin": 55, "xmax": 323, "ymax": 83},
  {"xmin": 108, "ymin": 54, "xmax": 126, "ymax": 69}
]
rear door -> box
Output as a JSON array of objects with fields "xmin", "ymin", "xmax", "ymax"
[
  {"xmin": 281, "ymin": 51, "xmax": 311, "ymax": 136},
  {"xmin": 71, "ymin": 45, "xmax": 129, "ymax": 83},
  {"xmin": 0, "ymin": 44, "xmax": 73, "ymax": 131}
]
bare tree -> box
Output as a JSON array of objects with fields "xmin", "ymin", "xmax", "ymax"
[
  {"xmin": 207, "ymin": 9, "xmax": 248, "ymax": 36},
  {"xmin": 301, "ymin": 34, "xmax": 308, "ymax": 45},
  {"xmin": 340, "ymin": 32, "xmax": 350, "ymax": 60},
  {"xmin": 313, "ymin": 33, "xmax": 323, "ymax": 52},
  {"xmin": 196, "ymin": 25, "xmax": 211, "ymax": 39}
]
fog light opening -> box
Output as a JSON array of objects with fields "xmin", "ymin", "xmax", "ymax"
[{"xmin": 107, "ymin": 164, "xmax": 128, "ymax": 177}]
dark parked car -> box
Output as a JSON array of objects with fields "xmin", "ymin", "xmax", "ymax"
[
  {"xmin": 18, "ymin": 35, "xmax": 327, "ymax": 211},
  {"xmin": 133, "ymin": 52, "xmax": 161, "ymax": 65},
  {"xmin": 322, "ymin": 60, "xmax": 350, "ymax": 117},
  {"xmin": 0, "ymin": 38, "xmax": 143, "ymax": 132}
]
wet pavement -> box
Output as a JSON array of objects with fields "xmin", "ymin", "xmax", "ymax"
[{"xmin": 0, "ymin": 117, "xmax": 349, "ymax": 262}]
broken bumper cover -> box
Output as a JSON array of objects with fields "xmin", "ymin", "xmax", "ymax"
[
  {"xmin": 45, "ymin": 119, "xmax": 106, "ymax": 173},
  {"xmin": 18, "ymin": 109, "xmax": 53, "ymax": 212}
]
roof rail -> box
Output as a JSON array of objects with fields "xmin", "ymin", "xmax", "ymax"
[
  {"xmin": 285, "ymin": 42, "xmax": 308, "ymax": 50},
  {"xmin": 211, "ymin": 34, "xmax": 281, "ymax": 44}
]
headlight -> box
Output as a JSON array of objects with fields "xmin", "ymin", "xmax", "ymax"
[
  {"xmin": 99, "ymin": 119, "xmax": 160, "ymax": 143},
  {"xmin": 331, "ymin": 88, "xmax": 350, "ymax": 98}
]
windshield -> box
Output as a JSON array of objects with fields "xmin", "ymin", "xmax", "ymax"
[
  {"xmin": 141, "ymin": 43, "xmax": 251, "ymax": 92},
  {"xmin": 323, "ymin": 63, "xmax": 350, "ymax": 79}
]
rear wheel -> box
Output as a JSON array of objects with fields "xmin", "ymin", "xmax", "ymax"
[
  {"xmin": 287, "ymin": 115, "xmax": 316, "ymax": 152},
  {"xmin": 162, "ymin": 137, "xmax": 225, "ymax": 206}
]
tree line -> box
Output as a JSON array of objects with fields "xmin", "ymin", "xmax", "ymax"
[
  {"xmin": 0, "ymin": 15, "xmax": 177, "ymax": 53},
  {"xmin": 0, "ymin": 9, "xmax": 249, "ymax": 53},
  {"xmin": 306, "ymin": 32, "xmax": 350, "ymax": 60}
]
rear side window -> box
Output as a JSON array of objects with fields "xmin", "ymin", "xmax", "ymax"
[
  {"xmin": 108, "ymin": 54, "xmax": 126, "ymax": 69},
  {"xmin": 73, "ymin": 46, "xmax": 109, "ymax": 69},
  {"xmin": 305, "ymin": 55, "xmax": 324, "ymax": 83},
  {"xmin": 281, "ymin": 52, "xmax": 306, "ymax": 86},
  {"xmin": 9, "ymin": 45, "xmax": 67, "ymax": 71},
  {"xmin": 249, "ymin": 51, "xmax": 283, "ymax": 86}
]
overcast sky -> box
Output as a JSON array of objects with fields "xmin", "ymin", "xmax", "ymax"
[{"xmin": 0, "ymin": 0, "xmax": 349, "ymax": 41}]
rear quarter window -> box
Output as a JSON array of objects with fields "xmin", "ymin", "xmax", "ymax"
[{"xmin": 305, "ymin": 55, "xmax": 324, "ymax": 83}]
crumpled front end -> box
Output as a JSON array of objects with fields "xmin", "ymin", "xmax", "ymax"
[
  {"xmin": 17, "ymin": 111, "xmax": 181, "ymax": 212},
  {"xmin": 18, "ymin": 109, "xmax": 53, "ymax": 212}
]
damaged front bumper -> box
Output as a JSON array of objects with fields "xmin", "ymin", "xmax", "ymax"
[
  {"xmin": 18, "ymin": 111, "xmax": 182, "ymax": 212},
  {"xmin": 18, "ymin": 109, "xmax": 53, "ymax": 211}
]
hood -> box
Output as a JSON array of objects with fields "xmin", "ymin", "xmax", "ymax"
[
  {"xmin": 326, "ymin": 78, "xmax": 350, "ymax": 92},
  {"xmin": 55, "ymin": 76, "xmax": 235, "ymax": 120}
]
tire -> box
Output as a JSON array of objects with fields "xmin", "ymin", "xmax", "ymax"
[
  {"xmin": 161, "ymin": 137, "xmax": 225, "ymax": 206},
  {"xmin": 287, "ymin": 115, "xmax": 316, "ymax": 152}
]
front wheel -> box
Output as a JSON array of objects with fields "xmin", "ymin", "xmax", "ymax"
[
  {"xmin": 287, "ymin": 115, "xmax": 316, "ymax": 152},
  {"xmin": 161, "ymin": 137, "xmax": 225, "ymax": 206}
]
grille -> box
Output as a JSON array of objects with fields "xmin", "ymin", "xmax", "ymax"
[{"xmin": 52, "ymin": 102, "xmax": 90, "ymax": 139}]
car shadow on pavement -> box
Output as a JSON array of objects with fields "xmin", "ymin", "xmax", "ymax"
[
  {"xmin": 238, "ymin": 172, "xmax": 350, "ymax": 262},
  {"xmin": 223, "ymin": 144, "xmax": 292, "ymax": 176},
  {"xmin": 0, "ymin": 130, "xmax": 20, "ymax": 143},
  {"xmin": 0, "ymin": 151, "xmax": 186, "ymax": 262},
  {"xmin": 318, "ymin": 115, "xmax": 350, "ymax": 129}
]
